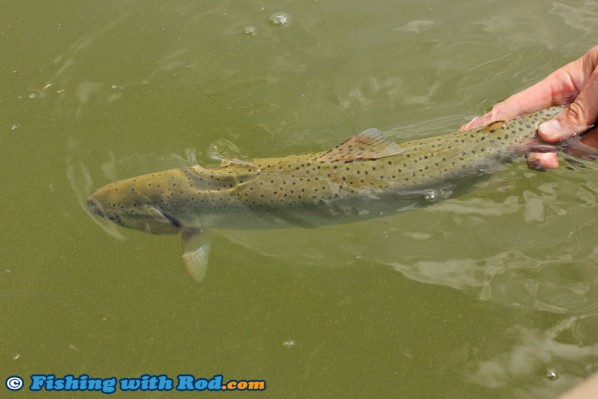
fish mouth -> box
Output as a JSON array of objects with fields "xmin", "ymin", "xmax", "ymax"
[
  {"xmin": 86, "ymin": 196, "xmax": 105, "ymax": 217},
  {"xmin": 86, "ymin": 196, "xmax": 121, "ymax": 223}
]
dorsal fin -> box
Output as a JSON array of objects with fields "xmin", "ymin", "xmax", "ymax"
[{"xmin": 316, "ymin": 128, "xmax": 403, "ymax": 163}]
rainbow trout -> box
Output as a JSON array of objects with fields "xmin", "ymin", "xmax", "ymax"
[{"xmin": 88, "ymin": 106, "xmax": 564, "ymax": 281}]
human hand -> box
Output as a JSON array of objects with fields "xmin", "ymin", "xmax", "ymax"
[{"xmin": 461, "ymin": 46, "xmax": 598, "ymax": 168}]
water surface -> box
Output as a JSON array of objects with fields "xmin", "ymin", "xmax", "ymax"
[{"xmin": 2, "ymin": 1, "xmax": 598, "ymax": 397}]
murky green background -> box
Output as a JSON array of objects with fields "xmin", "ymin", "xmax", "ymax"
[{"xmin": 2, "ymin": 1, "xmax": 598, "ymax": 398}]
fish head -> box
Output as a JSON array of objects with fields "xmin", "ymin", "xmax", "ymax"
[{"xmin": 87, "ymin": 179, "xmax": 181, "ymax": 235}]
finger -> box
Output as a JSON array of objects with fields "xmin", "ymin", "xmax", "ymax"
[
  {"xmin": 461, "ymin": 47, "xmax": 598, "ymax": 132},
  {"xmin": 538, "ymin": 66, "xmax": 598, "ymax": 142},
  {"xmin": 459, "ymin": 100, "xmax": 532, "ymax": 131},
  {"xmin": 510, "ymin": 46, "xmax": 598, "ymax": 112},
  {"xmin": 460, "ymin": 114, "xmax": 494, "ymax": 130},
  {"xmin": 460, "ymin": 69, "xmax": 577, "ymax": 131},
  {"xmin": 527, "ymin": 152, "xmax": 560, "ymax": 170}
]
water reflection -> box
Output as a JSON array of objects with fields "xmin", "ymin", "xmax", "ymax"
[
  {"xmin": 392, "ymin": 250, "xmax": 598, "ymax": 314},
  {"xmin": 466, "ymin": 315, "xmax": 598, "ymax": 398},
  {"xmin": 224, "ymin": 160, "xmax": 598, "ymax": 317}
]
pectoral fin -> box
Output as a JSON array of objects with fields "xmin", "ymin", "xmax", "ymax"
[{"xmin": 182, "ymin": 228, "xmax": 211, "ymax": 282}]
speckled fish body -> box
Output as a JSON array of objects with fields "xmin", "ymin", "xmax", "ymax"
[
  {"xmin": 88, "ymin": 106, "xmax": 563, "ymax": 230},
  {"xmin": 87, "ymin": 106, "xmax": 564, "ymax": 280}
]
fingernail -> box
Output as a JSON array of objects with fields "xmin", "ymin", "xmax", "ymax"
[{"xmin": 538, "ymin": 119, "xmax": 561, "ymax": 140}]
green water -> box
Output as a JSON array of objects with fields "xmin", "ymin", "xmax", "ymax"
[{"xmin": 2, "ymin": 1, "xmax": 598, "ymax": 398}]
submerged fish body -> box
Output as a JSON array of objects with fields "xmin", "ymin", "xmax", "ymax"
[{"xmin": 88, "ymin": 106, "xmax": 564, "ymax": 280}]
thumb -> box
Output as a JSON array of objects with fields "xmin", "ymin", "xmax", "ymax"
[{"xmin": 538, "ymin": 100, "xmax": 596, "ymax": 143}]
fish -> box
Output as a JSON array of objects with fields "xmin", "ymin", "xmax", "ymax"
[{"xmin": 87, "ymin": 106, "xmax": 566, "ymax": 281}]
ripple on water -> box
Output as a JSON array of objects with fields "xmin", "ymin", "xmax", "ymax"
[
  {"xmin": 269, "ymin": 12, "xmax": 290, "ymax": 27},
  {"xmin": 243, "ymin": 25, "xmax": 257, "ymax": 35}
]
